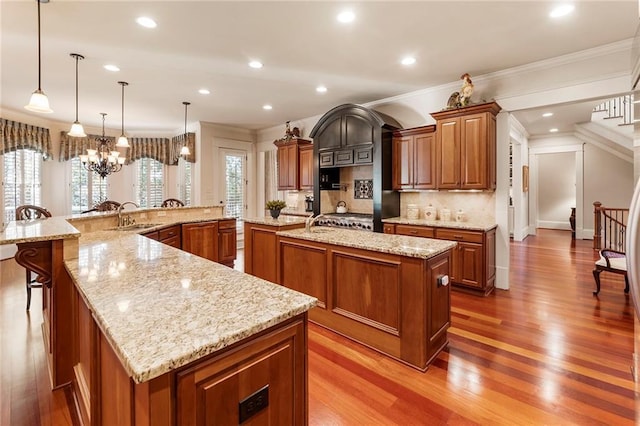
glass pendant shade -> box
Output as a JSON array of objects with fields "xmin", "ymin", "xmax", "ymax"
[
  {"xmin": 25, "ymin": 89, "xmax": 53, "ymax": 113},
  {"xmin": 180, "ymin": 145, "xmax": 190, "ymax": 156},
  {"xmin": 117, "ymin": 81, "xmax": 130, "ymax": 148},
  {"xmin": 181, "ymin": 101, "xmax": 191, "ymax": 157},
  {"xmin": 68, "ymin": 121, "xmax": 86, "ymax": 137},
  {"xmin": 116, "ymin": 135, "xmax": 129, "ymax": 148}
]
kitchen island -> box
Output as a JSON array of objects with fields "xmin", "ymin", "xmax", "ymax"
[
  {"xmin": 275, "ymin": 227, "xmax": 456, "ymax": 371},
  {"xmin": 1, "ymin": 208, "xmax": 317, "ymax": 425}
]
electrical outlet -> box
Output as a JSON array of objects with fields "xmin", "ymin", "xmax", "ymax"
[
  {"xmin": 239, "ymin": 385, "xmax": 269, "ymax": 423},
  {"xmin": 157, "ymin": 211, "xmax": 167, "ymax": 217},
  {"xmin": 437, "ymin": 275, "xmax": 449, "ymax": 287}
]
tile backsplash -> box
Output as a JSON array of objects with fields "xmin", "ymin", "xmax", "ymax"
[{"xmin": 400, "ymin": 192, "xmax": 496, "ymax": 222}]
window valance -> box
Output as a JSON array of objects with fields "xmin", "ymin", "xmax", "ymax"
[
  {"xmin": 1, "ymin": 118, "xmax": 52, "ymax": 159},
  {"xmin": 171, "ymin": 133, "xmax": 196, "ymax": 164},
  {"xmin": 59, "ymin": 132, "xmax": 116, "ymax": 162},
  {"xmin": 128, "ymin": 137, "xmax": 172, "ymax": 164}
]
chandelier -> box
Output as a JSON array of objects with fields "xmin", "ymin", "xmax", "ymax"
[{"xmin": 79, "ymin": 113, "xmax": 125, "ymax": 179}]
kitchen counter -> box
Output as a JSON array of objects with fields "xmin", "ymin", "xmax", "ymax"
[
  {"xmin": 277, "ymin": 227, "xmax": 456, "ymax": 259},
  {"xmin": 383, "ymin": 216, "xmax": 497, "ymax": 232},
  {"xmin": 243, "ymin": 215, "xmax": 307, "ymax": 227},
  {"xmin": 0, "ymin": 217, "xmax": 80, "ymax": 244}
]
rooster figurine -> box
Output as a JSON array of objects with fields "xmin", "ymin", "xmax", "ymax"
[{"xmin": 458, "ymin": 73, "xmax": 474, "ymax": 106}]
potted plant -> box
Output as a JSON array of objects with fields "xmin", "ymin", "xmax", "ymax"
[{"xmin": 266, "ymin": 200, "xmax": 287, "ymax": 219}]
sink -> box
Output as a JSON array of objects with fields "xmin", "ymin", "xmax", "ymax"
[{"xmin": 111, "ymin": 223, "xmax": 163, "ymax": 231}]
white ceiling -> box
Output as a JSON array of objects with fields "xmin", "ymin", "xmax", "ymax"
[{"xmin": 1, "ymin": 1, "xmax": 637, "ymax": 136}]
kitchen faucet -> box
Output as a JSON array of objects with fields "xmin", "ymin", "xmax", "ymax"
[
  {"xmin": 305, "ymin": 213, "xmax": 324, "ymax": 232},
  {"xmin": 117, "ymin": 201, "xmax": 139, "ymax": 227}
]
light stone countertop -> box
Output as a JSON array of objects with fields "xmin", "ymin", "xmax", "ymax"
[
  {"xmin": 383, "ymin": 217, "xmax": 497, "ymax": 232},
  {"xmin": 0, "ymin": 217, "xmax": 80, "ymax": 244},
  {"xmin": 65, "ymin": 229, "xmax": 317, "ymax": 384},
  {"xmin": 243, "ymin": 216, "xmax": 307, "ymax": 227},
  {"xmin": 277, "ymin": 227, "xmax": 456, "ymax": 259}
]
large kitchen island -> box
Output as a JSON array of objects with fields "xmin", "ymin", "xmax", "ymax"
[{"xmin": 1, "ymin": 207, "xmax": 317, "ymax": 426}]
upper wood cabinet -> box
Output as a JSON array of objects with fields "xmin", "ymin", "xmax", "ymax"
[
  {"xmin": 431, "ymin": 101, "xmax": 501, "ymax": 190},
  {"xmin": 392, "ymin": 125, "xmax": 437, "ymax": 190},
  {"xmin": 274, "ymin": 138, "xmax": 313, "ymax": 190}
]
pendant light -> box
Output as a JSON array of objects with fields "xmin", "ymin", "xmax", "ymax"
[
  {"xmin": 180, "ymin": 101, "xmax": 191, "ymax": 156},
  {"xmin": 25, "ymin": 0, "xmax": 53, "ymax": 113},
  {"xmin": 67, "ymin": 53, "xmax": 86, "ymax": 137},
  {"xmin": 116, "ymin": 81, "xmax": 130, "ymax": 148}
]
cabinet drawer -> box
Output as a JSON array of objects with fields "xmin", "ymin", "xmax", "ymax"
[
  {"xmin": 354, "ymin": 146, "xmax": 373, "ymax": 164},
  {"xmin": 395, "ymin": 224, "xmax": 434, "ymax": 238},
  {"xmin": 383, "ymin": 224, "xmax": 395, "ymax": 234},
  {"xmin": 435, "ymin": 228, "xmax": 483, "ymax": 243},
  {"xmin": 218, "ymin": 219, "xmax": 236, "ymax": 230},
  {"xmin": 334, "ymin": 150, "xmax": 353, "ymax": 166},
  {"xmin": 161, "ymin": 234, "xmax": 181, "ymax": 248},
  {"xmin": 158, "ymin": 225, "xmax": 180, "ymax": 241},
  {"xmin": 319, "ymin": 152, "xmax": 334, "ymax": 168}
]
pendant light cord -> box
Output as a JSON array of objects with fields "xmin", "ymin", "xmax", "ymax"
[
  {"xmin": 74, "ymin": 55, "xmax": 79, "ymax": 121},
  {"xmin": 121, "ymin": 83, "xmax": 125, "ymax": 134},
  {"xmin": 36, "ymin": 0, "xmax": 42, "ymax": 90}
]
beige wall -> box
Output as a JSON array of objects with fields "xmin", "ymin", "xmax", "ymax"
[{"xmin": 537, "ymin": 152, "xmax": 576, "ymax": 230}]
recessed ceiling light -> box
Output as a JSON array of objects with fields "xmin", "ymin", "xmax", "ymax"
[
  {"xmin": 401, "ymin": 56, "xmax": 416, "ymax": 66},
  {"xmin": 337, "ymin": 10, "xmax": 355, "ymax": 23},
  {"xmin": 104, "ymin": 64, "xmax": 120, "ymax": 72},
  {"xmin": 136, "ymin": 16, "xmax": 157, "ymax": 28},
  {"xmin": 249, "ymin": 60, "xmax": 263, "ymax": 69},
  {"xmin": 549, "ymin": 128, "xmax": 559, "ymax": 133},
  {"xmin": 198, "ymin": 88, "xmax": 210, "ymax": 95},
  {"xmin": 316, "ymin": 85, "xmax": 327, "ymax": 93},
  {"xmin": 263, "ymin": 104, "xmax": 272, "ymax": 110},
  {"xmin": 550, "ymin": 4, "xmax": 575, "ymax": 18},
  {"xmin": 542, "ymin": 112, "xmax": 553, "ymax": 117}
]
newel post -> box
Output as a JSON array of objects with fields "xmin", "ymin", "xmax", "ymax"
[{"xmin": 593, "ymin": 201, "xmax": 602, "ymax": 250}]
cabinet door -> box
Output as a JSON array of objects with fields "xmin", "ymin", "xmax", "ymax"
[
  {"xmin": 218, "ymin": 228, "xmax": 237, "ymax": 267},
  {"xmin": 334, "ymin": 149, "xmax": 353, "ymax": 166},
  {"xmin": 392, "ymin": 136, "xmax": 413, "ymax": 190},
  {"xmin": 344, "ymin": 113, "xmax": 374, "ymax": 147},
  {"xmin": 460, "ymin": 113, "xmax": 488, "ymax": 189},
  {"xmin": 413, "ymin": 132, "xmax": 437, "ymax": 189},
  {"xmin": 277, "ymin": 145, "xmax": 297, "ymax": 190},
  {"xmin": 456, "ymin": 242, "xmax": 483, "ymax": 288},
  {"xmin": 182, "ymin": 222, "xmax": 218, "ymax": 261},
  {"xmin": 298, "ymin": 146, "xmax": 314, "ymax": 190},
  {"xmin": 437, "ymin": 118, "xmax": 460, "ymax": 189}
]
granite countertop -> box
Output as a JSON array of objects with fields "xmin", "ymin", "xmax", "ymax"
[
  {"xmin": 66, "ymin": 229, "xmax": 317, "ymax": 384},
  {"xmin": 243, "ymin": 216, "xmax": 307, "ymax": 226},
  {"xmin": 0, "ymin": 217, "xmax": 80, "ymax": 244},
  {"xmin": 277, "ymin": 227, "xmax": 456, "ymax": 259},
  {"xmin": 383, "ymin": 217, "xmax": 497, "ymax": 232}
]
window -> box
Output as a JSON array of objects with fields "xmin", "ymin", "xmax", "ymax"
[
  {"xmin": 222, "ymin": 149, "xmax": 246, "ymax": 221},
  {"xmin": 136, "ymin": 158, "xmax": 164, "ymax": 207},
  {"xmin": 3, "ymin": 149, "xmax": 42, "ymax": 223},
  {"xmin": 178, "ymin": 158, "xmax": 192, "ymax": 206},
  {"xmin": 70, "ymin": 158, "xmax": 109, "ymax": 214}
]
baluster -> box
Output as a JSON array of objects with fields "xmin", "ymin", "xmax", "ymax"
[{"xmin": 593, "ymin": 201, "xmax": 602, "ymax": 250}]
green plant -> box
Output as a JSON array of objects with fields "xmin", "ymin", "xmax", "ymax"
[{"xmin": 265, "ymin": 200, "xmax": 287, "ymax": 210}]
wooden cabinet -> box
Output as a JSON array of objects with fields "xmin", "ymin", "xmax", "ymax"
[
  {"xmin": 276, "ymin": 234, "xmax": 452, "ymax": 371},
  {"xmin": 244, "ymin": 221, "xmax": 305, "ymax": 282},
  {"xmin": 182, "ymin": 221, "xmax": 219, "ymax": 262},
  {"xmin": 217, "ymin": 219, "xmax": 237, "ymax": 267},
  {"xmin": 385, "ymin": 224, "xmax": 496, "ymax": 295},
  {"xmin": 158, "ymin": 225, "xmax": 181, "ymax": 248},
  {"xmin": 274, "ymin": 138, "xmax": 313, "ymax": 190},
  {"xmin": 431, "ymin": 101, "xmax": 501, "ymax": 190},
  {"xmin": 392, "ymin": 125, "xmax": 437, "ymax": 190}
]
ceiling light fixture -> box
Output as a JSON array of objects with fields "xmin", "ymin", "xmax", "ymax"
[
  {"xmin": 67, "ymin": 53, "xmax": 86, "ymax": 137},
  {"xmin": 549, "ymin": 128, "xmax": 559, "ymax": 132},
  {"xmin": 550, "ymin": 4, "xmax": 575, "ymax": 18},
  {"xmin": 25, "ymin": 0, "xmax": 52, "ymax": 114},
  {"xmin": 104, "ymin": 64, "xmax": 120, "ymax": 72},
  {"xmin": 263, "ymin": 104, "xmax": 272, "ymax": 110},
  {"xmin": 337, "ymin": 10, "xmax": 355, "ymax": 23},
  {"xmin": 401, "ymin": 56, "xmax": 416, "ymax": 66},
  {"xmin": 80, "ymin": 113, "xmax": 126, "ymax": 179},
  {"xmin": 316, "ymin": 85, "xmax": 328, "ymax": 93},
  {"xmin": 249, "ymin": 60, "xmax": 263, "ymax": 69},
  {"xmin": 542, "ymin": 112, "xmax": 554, "ymax": 117},
  {"xmin": 180, "ymin": 102, "xmax": 191, "ymax": 157},
  {"xmin": 136, "ymin": 16, "xmax": 157, "ymax": 28},
  {"xmin": 116, "ymin": 81, "xmax": 130, "ymax": 148},
  {"xmin": 198, "ymin": 88, "xmax": 210, "ymax": 95}
]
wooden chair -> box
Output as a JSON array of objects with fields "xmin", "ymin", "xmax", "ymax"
[
  {"xmin": 15, "ymin": 205, "xmax": 52, "ymax": 309},
  {"xmin": 81, "ymin": 200, "xmax": 121, "ymax": 213},
  {"xmin": 161, "ymin": 198, "xmax": 185, "ymax": 208},
  {"xmin": 592, "ymin": 249, "xmax": 629, "ymax": 296}
]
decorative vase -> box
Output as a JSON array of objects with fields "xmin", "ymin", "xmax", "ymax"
[{"xmin": 270, "ymin": 209, "xmax": 281, "ymax": 219}]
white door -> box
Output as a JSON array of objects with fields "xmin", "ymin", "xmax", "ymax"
[{"xmin": 219, "ymin": 148, "xmax": 247, "ymax": 227}]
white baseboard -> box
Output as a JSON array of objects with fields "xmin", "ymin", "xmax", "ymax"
[
  {"xmin": 579, "ymin": 228, "xmax": 594, "ymax": 240},
  {"xmin": 495, "ymin": 265, "xmax": 509, "ymax": 290},
  {"xmin": 536, "ymin": 220, "xmax": 572, "ymax": 230}
]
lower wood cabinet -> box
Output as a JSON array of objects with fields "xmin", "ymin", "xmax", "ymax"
[
  {"xmin": 385, "ymin": 224, "xmax": 496, "ymax": 295},
  {"xmin": 182, "ymin": 221, "xmax": 219, "ymax": 262},
  {"xmin": 217, "ymin": 219, "xmax": 237, "ymax": 268},
  {"xmin": 158, "ymin": 225, "xmax": 181, "ymax": 248}
]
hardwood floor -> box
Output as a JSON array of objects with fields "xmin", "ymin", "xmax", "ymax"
[{"xmin": 0, "ymin": 229, "xmax": 636, "ymax": 425}]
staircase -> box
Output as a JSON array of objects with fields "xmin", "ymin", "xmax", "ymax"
[{"xmin": 592, "ymin": 94, "xmax": 634, "ymax": 126}]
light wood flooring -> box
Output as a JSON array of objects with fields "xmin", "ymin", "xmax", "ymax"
[{"xmin": 0, "ymin": 229, "xmax": 636, "ymax": 425}]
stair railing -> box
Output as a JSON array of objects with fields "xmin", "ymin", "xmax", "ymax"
[
  {"xmin": 592, "ymin": 94, "xmax": 634, "ymax": 125},
  {"xmin": 593, "ymin": 201, "xmax": 628, "ymax": 251}
]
